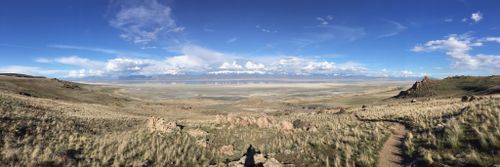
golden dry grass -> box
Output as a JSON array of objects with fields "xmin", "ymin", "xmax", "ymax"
[{"xmin": 0, "ymin": 77, "xmax": 498, "ymax": 166}]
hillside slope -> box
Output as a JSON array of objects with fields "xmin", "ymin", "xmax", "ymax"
[
  {"xmin": 0, "ymin": 73, "xmax": 129, "ymax": 104},
  {"xmin": 395, "ymin": 76, "xmax": 500, "ymax": 98}
]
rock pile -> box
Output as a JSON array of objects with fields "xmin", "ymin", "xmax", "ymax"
[{"xmin": 145, "ymin": 117, "xmax": 180, "ymax": 134}]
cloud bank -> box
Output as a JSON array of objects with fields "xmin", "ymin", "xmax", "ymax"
[
  {"xmin": 412, "ymin": 34, "xmax": 500, "ymax": 71},
  {"xmin": 33, "ymin": 44, "xmax": 379, "ymax": 78}
]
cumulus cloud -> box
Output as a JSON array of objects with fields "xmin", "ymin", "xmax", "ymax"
[
  {"xmin": 109, "ymin": 0, "xmax": 183, "ymax": 45},
  {"xmin": 105, "ymin": 58, "xmax": 152, "ymax": 73},
  {"xmin": 412, "ymin": 34, "xmax": 500, "ymax": 71},
  {"xmin": 245, "ymin": 61, "xmax": 265, "ymax": 70},
  {"xmin": 210, "ymin": 57, "xmax": 366, "ymax": 75},
  {"xmin": 471, "ymin": 12, "xmax": 483, "ymax": 22},
  {"xmin": 219, "ymin": 61, "xmax": 243, "ymax": 70}
]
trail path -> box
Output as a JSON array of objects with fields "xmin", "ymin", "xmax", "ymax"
[{"xmin": 377, "ymin": 124, "xmax": 407, "ymax": 167}]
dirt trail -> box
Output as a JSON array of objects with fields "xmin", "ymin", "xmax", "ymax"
[{"xmin": 377, "ymin": 124, "xmax": 407, "ymax": 167}]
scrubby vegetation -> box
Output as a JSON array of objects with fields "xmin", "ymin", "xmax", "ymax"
[
  {"xmin": 0, "ymin": 90, "xmax": 396, "ymax": 166},
  {"xmin": 0, "ymin": 88, "xmax": 392, "ymax": 166},
  {"xmin": 358, "ymin": 95, "xmax": 500, "ymax": 166},
  {"xmin": 0, "ymin": 74, "xmax": 498, "ymax": 166}
]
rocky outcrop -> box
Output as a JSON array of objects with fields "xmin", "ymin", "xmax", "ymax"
[{"xmin": 395, "ymin": 76, "xmax": 435, "ymax": 98}]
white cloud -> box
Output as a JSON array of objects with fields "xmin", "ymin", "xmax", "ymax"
[
  {"xmin": 208, "ymin": 70, "xmax": 266, "ymax": 75},
  {"xmin": 48, "ymin": 44, "xmax": 153, "ymax": 57},
  {"xmin": 49, "ymin": 44, "xmax": 121, "ymax": 55},
  {"xmin": 67, "ymin": 69, "xmax": 104, "ymax": 78},
  {"xmin": 219, "ymin": 61, "xmax": 243, "ymax": 70},
  {"xmin": 400, "ymin": 70, "xmax": 413, "ymax": 75},
  {"xmin": 482, "ymin": 37, "xmax": 500, "ymax": 43},
  {"xmin": 303, "ymin": 61, "xmax": 335, "ymax": 71},
  {"xmin": 29, "ymin": 43, "xmax": 426, "ymax": 77},
  {"xmin": 0, "ymin": 66, "xmax": 65, "ymax": 76},
  {"xmin": 255, "ymin": 25, "xmax": 276, "ymax": 33},
  {"xmin": 105, "ymin": 58, "xmax": 152, "ymax": 73},
  {"xmin": 109, "ymin": 0, "xmax": 183, "ymax": 45},
  {"xmin": 444, "ymin": 18, "xmax": 453, "ymax": 22},
  {"xmin": 245, "ymin": 61, "xmax": 265, "ymax": 70},
  {"xmin": 226, "ymin": 37, "xmax": 238, "ymax": 43},
  {"xmin": 412, "ymin": 34, "xmax": 500, "ymax": 70},
  {"xmin": 68, "ymin": 69, "xmax": 86, "ymax": 78},
  {"xmin": 471, "ymin": 12, "xmax": 483, "ymax": 22},
  {"xmin": 378, "ymin": 19, "xmax": 407, "ymax": 38},
  {"xmin": 316, "ymin": 15, "xmax": 334, "ymax": 25},
  {"xmin": 55, "ymin": 56, "xmax": 104, "ymax": 68}
]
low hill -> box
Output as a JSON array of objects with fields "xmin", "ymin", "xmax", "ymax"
[
  {"xmin": 0, "ymin": 73, "xmax": 129, "ymax": 104},
  {"xmin": 395, "ymin": 75, "xmax": 500, "ymax": 98}
]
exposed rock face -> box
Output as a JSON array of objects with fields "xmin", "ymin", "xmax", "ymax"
[
  {"xmin": 395, "ymin": 76, "xmax": 434, "ymax": 98},
  {"xmin": 145, "ymin": 117, "xmax": 180, "ymax": 134}
]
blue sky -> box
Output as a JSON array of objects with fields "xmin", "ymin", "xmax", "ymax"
[{"xmin": 0, "ymin": 0, "xmax": 499, "ymax": 78}]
